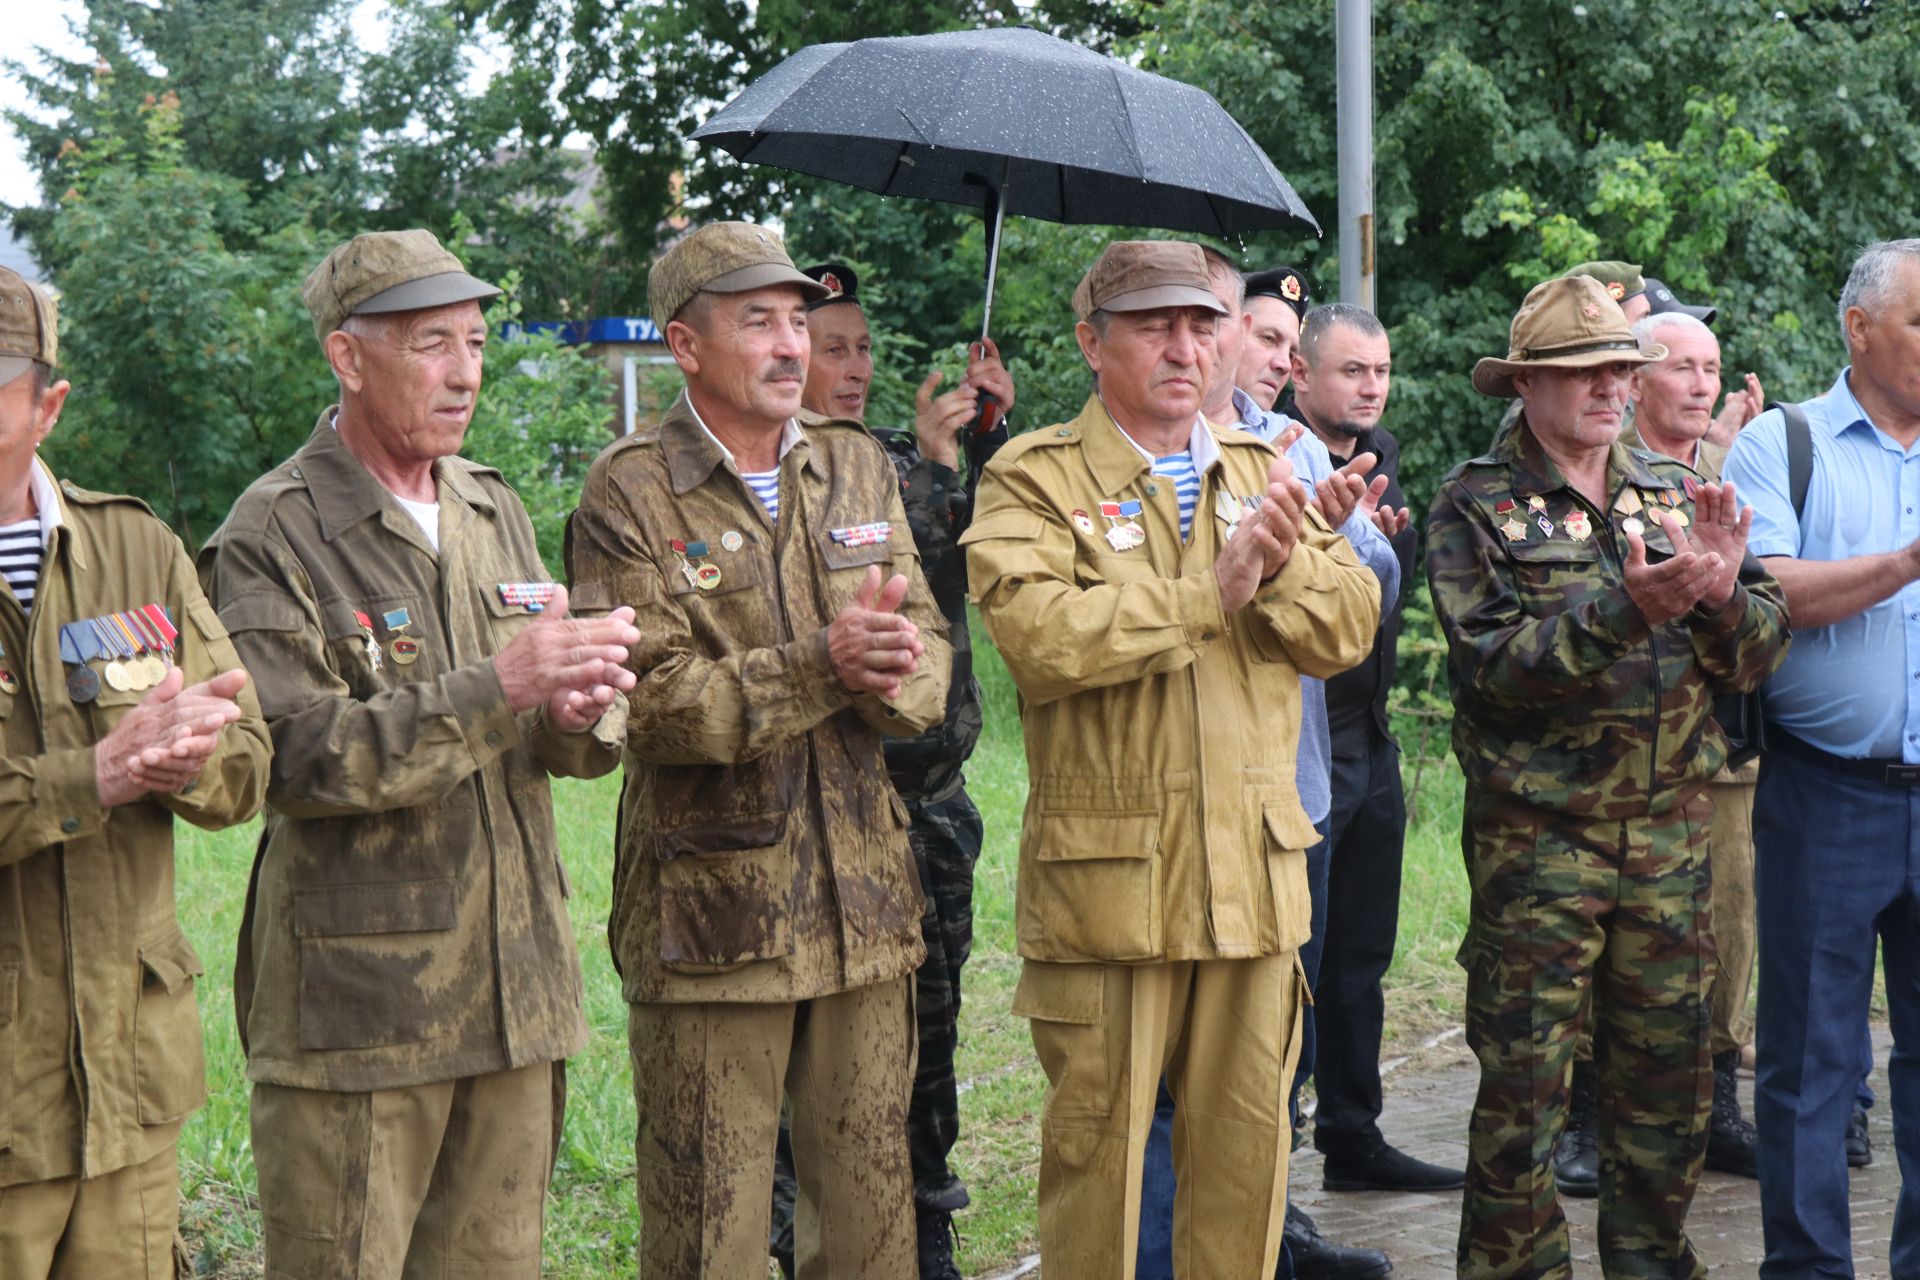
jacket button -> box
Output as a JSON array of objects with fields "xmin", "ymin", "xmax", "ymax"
[
  {"xmin": 1055, "ymin": 428, "xmax": 1072, "ymax": 438},
  {"xmin": 180, "ymin": 779, "xmax": 198, "ymax": 795},
  {"xmin": 485, "ymin": 730, "xmax": 504, "ymax": 748},
  {"xmin": 1145, "ymin": 483, "xmax": 1160, "ymax": 496},
  {"xmin": 1202, "ymin": 631, "xmax": 1217, "ymax": 642},
  {"xmin": 61, "ymin": 816, "xmax": 80, "ymax": 834},
  {"xmin": 290, "ymin": 466, "xmax": 303, "ymax": 479}
]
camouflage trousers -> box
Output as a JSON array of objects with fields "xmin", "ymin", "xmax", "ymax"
[
  {"xmin": 772, "ymin": 782, "xmax": 982, "ymax": 1253},
  {"xmin": 1457, "ymin": 788, "xmax": 1715, "ymax": 1280}
]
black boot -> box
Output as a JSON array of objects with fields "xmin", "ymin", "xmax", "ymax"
[
  {"xmin": 1705, "ymin": 1048, "xmax": 1759, "ymax": 1178},
  {"xmin": 1553, "ymin": 1059, "xmax": 1600, "ymax": 1198},
  {"xmin": 1279, "ymin": 1204, "xmax": 1393, "ymax": 1280},
  {"xmin": 916, "ymin": 1204, "xmax": 964, "ymax": 1280},
  {"xmin": 1848, "ymin": 1106, "xmax": 1874, "ymax": 1169}
]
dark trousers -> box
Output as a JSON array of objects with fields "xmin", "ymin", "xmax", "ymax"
[
  {"xmin": 1136, "ymin": 818, "xmax": 1329, "ymax": 1280},
  {"xmin": 1314, "ymin": 735, "xmax": 1407, "ymax": 1152},
  {"xmin": 771, "ymin": 784, "xmax": 982, "ymax": 1258},
  {"xmin": 1754, "ymin": 748, "xmax": 1920, "ymax": 1278}
]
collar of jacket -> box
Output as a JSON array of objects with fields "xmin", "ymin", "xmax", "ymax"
[
  {"xmin": 1499, "ymin": 410, "xmax": 1673, "ymax": 502},
  {"xmin": 657, "ymin": 389, "xmax": 825, "ymax": 497},
  {"xmin": 34, "ymin": 460, "xmax": 86, "ymax": 572},
  {"xmin": 297, "ymin": 409, "xmax": 499, "ymax": 541},
  {"xmin": 1074, "ymin": 395, "xmax": 1230, "ymax": 499}
]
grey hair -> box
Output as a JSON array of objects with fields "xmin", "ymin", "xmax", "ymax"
[
  {"xmin": 1086, "ymin": 308, "xmax": 1114, "ymax": 339},
  {"xmin": 1838, "ymin": 238, "xmax": 1920, "ymax": 348},
  {"xmin": 1198, "ymin": 246, "xmax": 1246, "ymax": 311},
  {"xmin": 1298, "ymin": 303, "xmax": 1387, "ymax": 368},
  {"xmin": 1631, "ymin": 312, "xmax": 1715, "ymax": 349},
  {"xmin": 338, "ymin": 311, "xmax": 399, "ymax": 343}
]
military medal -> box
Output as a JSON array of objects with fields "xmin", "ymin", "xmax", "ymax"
[
  {"xmin": 353, "ymin": 610, "xmax": 383, "ymax": 672},
  {"xmin": 1614, "ymin": 488, "xmax": 1645, "ymax": 516},
  {"xmin": 1537, "ymin": 515, "xmax": 1555, "ymax": 538},
  {"xmin": 92, "ymin": 617, "xmax": 132, "ymax": 691},
  {"xmin": 383, "ymin": 607, "xmax": 421, "ymax": 665},
  {"xmin": 126, "ymin": 609, "xmax": 168, "ymax": 685},
  {"xmin": 720, "ymin": 530, "xmax": 745, "ymax": 553},
  {"xmin": 1495, "ymin": 498, "xmax": 1517, "ymax": 515},
  {"xmin": 1667, "ymin": 507, "xmax": 1690, "ymax": 529},
  {"xmin": 1072, "ymin": 509, "xmax": 1095, "ymax": 536},
  {"xmin": 1682, "ymin": 475, "xmax": 1700, "ymax": 500},
  {"xmin": 498, "ymin": 582, "xmax": 556, "ymax": 613},
  {"xmin": 1501, "ymin": 517, "xmax": 1528, "ymax": 542},
  {"xmin": 671, "ymin": 539, "xmax": 722, "ymax": 591},
  {"xmin": 0, "ymin": 642, "xmax": 16, "ymax": 696},
  {"xmin": 59, "ymin": 621, "xmax": 100, "ymax": 703},
  {"xmin": 66, "ymin": 664, "xmax": 99, "ymax": 703},
  {"xmin": 828, "ymin": 522, "xmax": 892, "ymax": 548},
  {"xmin": 1099, "ymin": 500, "xmax": 1146, "ymax": 551},
  {"xmin": 1563, "ymin": 511, "xmax": 1592, "ymax": 541},
  {"xmin": 1527, "ymin": 495, "xmax": 1547, "ymax": 513},
  {"xmin": 1215, "ymin": 491, "xmax": 1243, "ymax": 538},
  {"xmin": 1622, "ymin": 517, "xmax": 1646, "ymax": 537}
]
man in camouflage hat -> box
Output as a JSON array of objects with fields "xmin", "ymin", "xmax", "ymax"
[
  {"xmin": 963, "ymin": 239, "xmax": 1380, "ymax": 1277},
  {"xmin": 200, "ymin": 229, "xmax": 640, "ymax": 1279},
  {"xmin": 0, "ymin": 266, "xmax": 270, "ymax": 1279},
  {"xmin": 1426, "ymin": 273, "xmax": 1789, "ymax": 1278},
  {"xmin": 566, "ymin": 221, "xmax": 950, "ymax": 1280},
  {"xmin": 757, "ymin": 259, "xmax": 1015, "ymax": 1279}
]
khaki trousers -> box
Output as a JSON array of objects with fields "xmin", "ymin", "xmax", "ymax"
[
  {"xmin": 1708, "ymin": 760, "xmax": 1759, "ymax": 1055},
  {"xmin": 1019, "ymin": 954, "xmax": 1305, "ymax": 1280},
  {"xmin": 627, "ymin": 978, "xmax": 916, "ymax": 1280},
  {"xmin": 251, "ymin": 1060, "xmax": 564, "ymax": 1280},
  {"xmin": 0, "ymin": 1133, "xmax": 187, "ymax": 1280}
]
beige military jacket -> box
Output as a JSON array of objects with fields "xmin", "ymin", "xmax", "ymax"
[
  {"xmin": 565, "ymin": 391, "xmax": 949, "ymax": 1004},
  {"xmin": 199, "ymin": 416, "xmax": 623, "ymax": 1093},
  {"xmin": 0, "ymin": 464, "xmax": 269, "ymax": 1187},
  {"xmin": 962, "ymin": 397, "xmax": 1380, "ymax": 964}
]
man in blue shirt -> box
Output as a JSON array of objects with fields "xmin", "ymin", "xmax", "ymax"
[{"xmin": 1723, "ymin": 237, "xmax": 1920, "ymax": 1278}]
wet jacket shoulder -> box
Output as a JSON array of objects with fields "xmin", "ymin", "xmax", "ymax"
[
  {"xmin": 198, "ymin": 414, "xmax": 616, "ymax": 1093},
  {"xmin": 1425, "ymin": 419, "xmax": 1789, "ymax": 818},
  {"xmin": 566, "ymin": 391, "xmax": 949, "ymax": 1004},
  {"xmin": 0, "ymin": 469, "xmax": 269, "ymax": 1188},
  {"xmin": 962, "ymin": 397, "xmax": 1379, "ymax": 964}
]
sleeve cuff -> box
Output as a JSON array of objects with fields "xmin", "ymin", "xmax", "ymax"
[
  {"xmin": 1591, "ymin": 590, "xmax": 1654, "ymax": 651},
  {"xmin": 449, "ymin": 661, "xmax": 522, "ymax": 769},
  {"xmin": 1691, "ymin": 582, "xmax": 1749, "ymax": 637},
  {"xmin": 1179, "ymin": 570, "xmax": 1230, "ymax": 649},
  {"xmin": 41, "ymin": 747, "xmax": 107, "ymax": 842}
]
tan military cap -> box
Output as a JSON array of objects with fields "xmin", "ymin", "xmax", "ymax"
[
  {"xmin": 302, "ymin": 229, "xmax": 501, "ymax": 344},
  {"xmin": 1564, "ymin": 259, "xmax": 1646, "ymax": 305},
  {"xmin": 0, "ymin": 266, "xmax": 58, "ymax": 387},
  {"xmin": 648, "ymin": 222, "xmax": 829, "ymax": 334},
  {"xmin": 1473, "ymin": 275, "xmax": 1667, "ymax": 398},
  {"xmin": 1073, "ymin": 240, "xmax": 1227, "ymax": 323}
]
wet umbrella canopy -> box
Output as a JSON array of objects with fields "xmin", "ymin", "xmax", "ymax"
[{"xmin": 692, "ymin": 26, "xmax": 1319, "ymax": 240}]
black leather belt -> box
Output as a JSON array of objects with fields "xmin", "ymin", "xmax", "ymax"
[{"xmin": 1770, "ymin": 727, "xmax": 1920, "ymax": 786}]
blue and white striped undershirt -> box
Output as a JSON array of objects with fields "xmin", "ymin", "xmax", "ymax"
[
  {"xmin": 0, "ymin": 517, "xmax": 42, "ymax": 611},
  {"xmin": 1149, "ymin": 451, "xmax": 1202, "ymax": 539},
  {"xmin": 741, "ymin": 469, "xmax": 781, "ymax": 523}
]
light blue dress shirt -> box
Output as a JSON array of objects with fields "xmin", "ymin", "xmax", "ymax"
[
  {"xmin": 1724, "ymin": 368, "xmax": 1920, "ymax": 761},
  {"xmin": 1223, "ymin": 388, "xmax": 1398, "ymax": 822}
]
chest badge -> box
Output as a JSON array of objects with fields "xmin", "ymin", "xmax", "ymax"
[
  {"xmin": 498, "ymin": 582, "xmax": 556, "ymax": 612},
  {"xmin": 353, "ymin": 610, "xmax": 384, "ymax": 672},
  {"xmin": 1527, "ymin": 495, "xmax": 1548, "ymax": 514},
  {"xmin": 829, "ymin": 522, "xmax": 892, "ymax": 548},
  {"xmin": 1500, "ymin": 516, "xmax": 1528, "ymax": 543},
  {"xmin": 671, "ymin": 539, "xmax": 722, "ymax": 591},
  {"xmin": 1536, "ymin": 514, "xmax": 1555, "ymax": 538},
  {"xmin": 1099, "ymin": 500, "xmax": 1147, "ymax": 551},
  {"xmin": 1621, "ymin": 516, "xmax": 1646, "ymax": 538},
  {"xmin": 720, "ymin": 530, "xmax": 745, "ymax": 553},
  {"xmin": 1613, "ymin": 488, "xmax": 1645, "ymax": 516},
  {"xmin": 1072, "ymin": 508, "xmax": 1095, "ymax": 536},
  {"xmin": 383, "ymin": 607, "xmax": 422, "ymax": 665},
  {"xmin": 1563, "ymin": 511, "xmax": 1592, "ymax": 541}
]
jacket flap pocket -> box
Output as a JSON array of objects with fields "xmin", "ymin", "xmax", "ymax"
[
  {"xmin": 1261, "ymin": 800, "xmax": 1321, "ymax": 853},
  {"xmin": 1035, "ymin": 811, "xmax": 1158, "ymax": 862},
  {"xmin": 138, "ymin": 927, "xmax": 206, "ymax": 996},
  {"xmin": 658, "ymin": 813, "xmax": 788, "ymax": 861},
  {"xmin": 293, "ymin": 878, "xmax": 458, "ymax": 938},
  {"xmin": 219, "ymin": 590, "xmax": 306, "ymax": 635},
  {"xmin": 320, "ymin": 598, "xmax": 369, "ymax": 642},
  {"xmin": 1011, "ymin": 962, "xmax": 1104, "ymax": 1025},
  {"xmin": 821, "ymin": 536, "xmax": 894, "ymax": 571},
  {"xmin": 1505, "ymin": 537, "xmax": 1601, "ymax": 566},
  {"xmin": 958, "ymin": 510, "xmax": 1047, "ymax": 546}
]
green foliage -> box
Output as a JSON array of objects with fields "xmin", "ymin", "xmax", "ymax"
[{"xmin": 467, "ymin": 279, "xmax": 622, "ymax": 572}]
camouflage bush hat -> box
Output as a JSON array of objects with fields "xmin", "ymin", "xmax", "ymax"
[
  {"xmin": 1074, "ymin": 240, "xmax": 1226, "ymax": 322},
  {"xmin": 0, "ymin": 266, "xmax": 58, "ymax": 387},
  {"xmin": 302, "ymin": 229, "xmax": 501, "ymax": 345},
  {"xmin": 1472, "ymin": 275, "xmax": 1667, "ymax": 397},
  {"xmin": 649, "ymin": 222, "xmax": 828, "ymax": 334},
  {"xmin": 1564, "ymin": 259, "xmax": 1646, "ymax": 306}
]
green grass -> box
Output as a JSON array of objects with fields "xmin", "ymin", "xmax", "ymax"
[{"xmin": 171, "ymin": 626, "xmax": 1475, "ymax": 1277}]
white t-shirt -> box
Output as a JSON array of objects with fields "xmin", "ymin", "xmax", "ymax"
[{"xmin": 394, "ymin": 494, "xmax": 441, "ymax": 551}]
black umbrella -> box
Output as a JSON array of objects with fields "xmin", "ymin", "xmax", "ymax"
[{"xmin": 692, "ymin": 25, "xmax": 1318, "ymax": 340}]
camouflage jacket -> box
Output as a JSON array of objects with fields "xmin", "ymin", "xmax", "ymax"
[
  {"xmin": 199, "ymin": 416, "xmax": 624, "ymax": 1093},
  {"xmin": 869, "ymin": 417, "xmax": 1008, "ymax": 800},
  {"xmin": 1, "ymin": 465, "xmax": 269, "ymax": 1187},
  {"xmin": 963, "ymin": 396, "xmax": 1380, "ymax": 964},
  {"xmin": 1426, "ymin": 416, "xmax": 1789, "ymax": 818},
  {"xmin": 565, "ymin": 391, "xmax": 950, "ymax": 1004}
]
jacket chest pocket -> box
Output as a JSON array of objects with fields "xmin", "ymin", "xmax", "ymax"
[
  {"xmin": 654, "ymin": 812, "xmax": 795, "ymax": 974},
  {"xmin": 478, "ymin": 582, "xmax": 549, "ymax": 652},
  {"xmin": 1504, "ymin": 538, "xmax": 1607, "ymax": 616},
  {"xmin": 321, "ymin": 593, "xmax": 429, "ymax": 695},
  {"xmin": 1080, "ymin": 549, "xmax": 1158, "ymax": 586},
  {"xmin": 133, "ymin": 927, "xmax": 207, "ymax": 1125}
]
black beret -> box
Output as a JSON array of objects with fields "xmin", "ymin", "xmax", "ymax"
[
  {"xmin": 799, "ymin": 263, "xmax": 860, "ymax": 312},
  {"xmin": 1243, "ymin": 266, "xmax": 1311, "ymax": 321}
]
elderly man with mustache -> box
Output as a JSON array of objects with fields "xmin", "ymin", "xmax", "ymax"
[{"xmin": 566, "ymin": 222, "xmax": 951, "ymax": 1280}]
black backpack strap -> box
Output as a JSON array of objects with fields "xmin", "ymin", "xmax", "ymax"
[{"xmin": 1770, "ymin": 400, "xmax": 1813, "ymax": 519}]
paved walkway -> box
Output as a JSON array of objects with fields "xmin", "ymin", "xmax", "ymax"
[
  {"xmin": 1289, "ymin": 1027, "xmax": 1901, "ymax": 1278},
  {"xmin": 984, "ymin": 1026, "xmax": 1902, "ymax": 1278}
]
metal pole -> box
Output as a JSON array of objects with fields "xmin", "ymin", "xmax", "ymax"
[
  {"xmin": 980, "ymin": 183, "xmax": 1007, "ymax": 340},
  {"xmin": 1335, "ymin": 0, "xmax": 1375, "ymax": 312}
]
